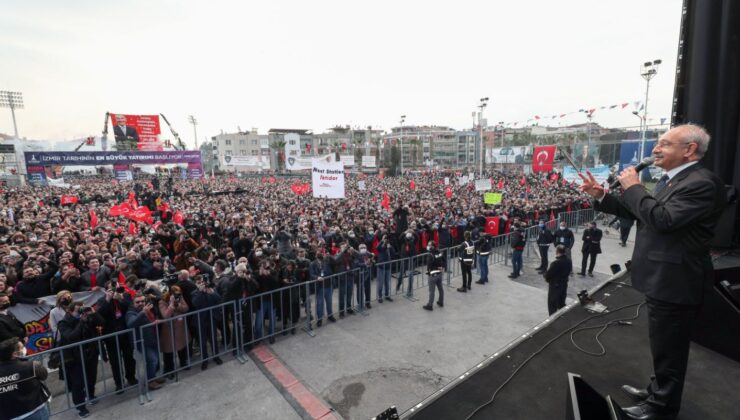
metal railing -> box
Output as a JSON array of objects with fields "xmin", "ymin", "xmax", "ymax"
[{"xmin": 29, "ymin": 209, "xmax": 599, "ymax": 416}]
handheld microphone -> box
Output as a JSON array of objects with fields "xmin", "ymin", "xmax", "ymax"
[{"xmin": 610, "ymin": 156, "xmax": 655, "ymax": 189}]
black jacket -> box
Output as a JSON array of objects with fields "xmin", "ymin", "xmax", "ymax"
[
  {"xmin": 0, "ymin": 312, "xmax": 26, "ymax": 342},
  {"xmin": 545, "ymin": 255, "xmax": 571, "ymax": 285},
  {"xmin": 596, "ymin": 164, "xmax": 725, "ymax": 305},
  {"xmin": 581, "ymin": 227, "xmax": 603, "ymax": 254},
  {"xmin": 553, "ymin": 228, "xmax": 574, "ymax": 249}
]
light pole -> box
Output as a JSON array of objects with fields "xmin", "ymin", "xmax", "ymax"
[
  {"xmin": 639, "ymin": 59, "xmax": 661, "ymax": 160},
  {"xmin": 478, "ymin": 97, "xmax": 489, "ymax": 178},
  {"xmin": 0, "ymin": 91, "xmax": 23, "ymax": 139},
  {"xmin": 188, "ymin": 115, "xmax": 198, "ymax": 150},
  {"xmin": 399, "ymin": 115, "xmax": 406, "ymax": 175},
  {"xmin": 0, "ymin": 91, "xmax": 25, "ymax": 185}
]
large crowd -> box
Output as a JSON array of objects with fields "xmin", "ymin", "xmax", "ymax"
[{"xmin": 0, "ymin": 167, "xmax": 593, "ymax": 418}]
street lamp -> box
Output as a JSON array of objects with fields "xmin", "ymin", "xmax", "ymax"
[
  {"xmin": 188, "ymin": 115, "xmax": 198, "ymax": 150},
  {"xmin": 399, "ymin": 115, "xmax": 406, "ymax": 175},
  {"xmin": 478, "ymin": 97, "xmax": 489, "ymax": 177},
  {"xmin": 639, "ymin": 59, "xmax": 661, "ymax": 160},
  {"xmin": 631, "ymin": 110, "xmax": 645, "ymax": 136}
]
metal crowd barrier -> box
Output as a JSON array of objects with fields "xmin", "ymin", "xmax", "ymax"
[{"xmin": 32, "ymin": 209, "xmax": 603, "ymax": 416}]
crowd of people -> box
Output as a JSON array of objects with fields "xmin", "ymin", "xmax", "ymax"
[{"xmin": 0, "ymin": 167, "xmax": 595, "ymax": 418}]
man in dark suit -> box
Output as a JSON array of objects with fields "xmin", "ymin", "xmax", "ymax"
[
  {"xmin": 544, "ymin": 245, "xmax": 571, "ymax": 315},
  {"xmin": 579, "ymin": 221, "xmax": 602, "ymax": 276},
  {"xmin": 0, "ymin": 293, "xmax": 26, "ymax": 343},
  {"xmin": 113, "ymin": 114, "xmax": 139, "ymax": 143},
  {"xmin": 579, "ymin": 124, "xmax": 725, "ymax": 420}
]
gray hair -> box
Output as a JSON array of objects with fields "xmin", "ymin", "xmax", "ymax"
[{"xmin": 676, "ymin": 123, "xmax": 710, "ymax": 158}]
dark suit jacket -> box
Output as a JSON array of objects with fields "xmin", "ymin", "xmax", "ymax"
[
  {"xmin": 113, "ymin": 125, "xmax": 139, "ymax": 142},
  {"xmin": 545, "ymin": 255, "xmax": 571, "ymax": 285},
  {"xmin": 595, "ymin": 164, "xmax": 725, "ymax": 305},
  {"xmin": 581, "ymin": 228, "xmax": 602, "ymax": 254},
  {"xmin": 0, "ymin": 312, "xmax": 27, "ymax": 342}
]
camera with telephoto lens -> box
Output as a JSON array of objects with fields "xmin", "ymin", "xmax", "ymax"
[
  {"xmin": 163, "ymin": 272, "xmax": 179, "ymax": 286},
  {"xmin": 202, "ymin": 273, "xmax": 216, "ymax": 289},
  {"xmin": 143, "ymin": 287, "xmax": 160, "ymax": 305}
]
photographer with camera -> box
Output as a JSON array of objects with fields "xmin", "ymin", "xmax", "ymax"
[
  {"xmin": 0, "ymin": 337, "xmax": 51, "ymax": 420},
  {"xmin": 191, "ymin": 274, "xmax": 223, "ymax": 370},
  {"xmin": 193, "ymin": 259, "xmax": 240, "ymax": 354},
  {"xmin": 95, "ymin": 280, "xmax": 136, "ymax": 393},
  {"xmin": 57, "ymin": 302, "xmax": 105, "ymax": 418},
  {"xmin": 126, "ymin": 293, "xmax": 164, "ymax": 391},
  {"xmin": 158, "ymin": 285, "xmax": 189, "ymax": 379},
  {"xmin": 51, "ymin": 264, "xmax": 83, "ymax": 294}
]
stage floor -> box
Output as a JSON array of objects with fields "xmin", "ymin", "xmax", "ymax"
[{"xmin": 408, "ymin": 276, "xmax": 740, "ymax": 420}]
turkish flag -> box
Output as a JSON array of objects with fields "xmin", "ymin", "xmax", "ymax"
[
  {"xmin": 409, "ymin": 180, "xmax": 416, "ymax": 190},
  {"xmin": 291, "ymin": 183, "xmax": 311, "ymax": 195},
  {"xmin": 173, "ymin": 211, "xmax": 185, "ymax": 225},
  {"xmin": 90, "ymin": 210, "xmax": 98, "ymax": 229},
  {"xmin": 497, "ymin": 179, "xmax": 504, "ymax": 189},
  {"xmin": 550, "ymin": 172, "xmax": 559, "ymax": 182},
  {"xmin": 157, "ymin": 202, "xmax": 170, "ymax": 213},
  {"xmin": 485, "ymin": 217, "xmax": 500, "ymax": 235},
  {"xmin": 381, "ymin": 192, "xmax": 390, "ymax": 210},
  {"xmin": 445, "ymin": 186, "xmax": 453, "ymax": 199},
  {"xmin": 60, "ymin": 195, "xmax": 78, "ymax": 205},
  {"xmin": 532, "ymin": 145, "xmax": 556, "ymax": 173},
  {"xmin": 269, "ymin": 176, "xmax": 277, "ymax": 184},
  {"xmin": 519, "ymin": 176, "xmax": 526, "ymax": 186},
  {"xmin": 128, "ymin": 222, "xmax": 138, "ymax": 235},
  {"xmin": 129, "ymin": 206, "xmax": 153, "ymax": 224}
]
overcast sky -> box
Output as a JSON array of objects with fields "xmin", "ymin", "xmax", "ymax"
[{"xmin": 1, "ymin": 0, "xmax": 682, "ymax": 147}]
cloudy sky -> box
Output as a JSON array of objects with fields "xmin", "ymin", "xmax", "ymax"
[{"xmin": 1, "ymin": 0, "xmax": 682, "ymax": 146}]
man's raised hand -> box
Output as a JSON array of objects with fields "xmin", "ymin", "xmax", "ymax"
[{"xmin": 578, "ymin": 171, "xmax": 605, "ymax": 199}]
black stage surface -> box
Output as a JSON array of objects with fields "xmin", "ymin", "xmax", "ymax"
[{"xmin": 407, "ymin": 274, "xmax": 740, "ymax": 420}]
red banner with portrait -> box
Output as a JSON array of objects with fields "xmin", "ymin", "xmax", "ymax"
[{"xmin": 110, "ymin": 113, "xmax": 162, "ymax": 151}]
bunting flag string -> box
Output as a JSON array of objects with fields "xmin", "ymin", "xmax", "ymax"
[{"xmin": 499, "ymin": 99, "xmax": 667, "ymax": 128}]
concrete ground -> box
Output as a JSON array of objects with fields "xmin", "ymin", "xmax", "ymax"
[{"xmin": 50, "ymin": 222, "xmax": 635, "ymax": 420}]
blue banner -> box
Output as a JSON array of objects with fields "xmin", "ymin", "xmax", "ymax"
[{"xmin": 619, "ymin": 140, "xmax": 656, "ymax": 171}]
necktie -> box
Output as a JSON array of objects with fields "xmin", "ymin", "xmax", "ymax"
[
  {"xmin": 90, "ymin": 272, "xmax": 97, "ymax": 288},
  {"xmin": 654, "ymin": 175, "xmax": 669, "ymax": 195}
]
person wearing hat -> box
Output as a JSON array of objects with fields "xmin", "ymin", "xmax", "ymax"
[
  {"xmin": 475, "ymin": 232, "xmax": 492, "ymax": 284},
  {"xmin": 579, "ymin": 221, "xmax": 602, "ymax": 277}
]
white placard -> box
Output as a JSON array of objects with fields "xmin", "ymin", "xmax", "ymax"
[
  {"xmin": 362, "ymin": 155, "xmax": 376, "ymax": 168},
  {"xmin": 475, "ymin": 178, "xmax": 492, "ymax": 192},
  {"xmin": 444, "ymin": 177, "xmax": 450, "ymax": 185},
  {"xmin": 358, "ymin": 180, "xmax": 366, "ymax": 190},
  {"xmin": 312, "ymin": 159, "xmax": 345, "ymax": 199},
  {"xmin": 459, "ymin": 176, "xmax": 469, "ymax": 184}
]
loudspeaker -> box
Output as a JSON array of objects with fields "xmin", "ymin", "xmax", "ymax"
[
  {"xmin": 692, "ymin": 265, "xmax": 740, "ymax": 363},
  {"xmin": 566, "ymin": 373, "xmax": 625, "ymax": 420}
]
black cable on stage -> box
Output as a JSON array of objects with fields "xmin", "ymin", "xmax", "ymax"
[
  {"xmin": 464, "ymin": 298, "xmax": 643, "ymax": 420},
  {"xmin": 569, "ymin": 302, "xmax": 644, "ymax": 357}
]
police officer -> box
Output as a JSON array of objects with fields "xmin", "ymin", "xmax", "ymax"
[
  {"xmin": 457, "ymin": 231, "xmax": 475, "ymax": 292},
  {"xmin": 579, "ymin": 222, "xmax": 602, "ymax": 276},
  {"xmin": 508, "ymin": 223, "xmax": 526, "ymax": 279},
  {"xmin": 0, "ymin": 338, "xmax": 51, "ymax": 420},
  {"xmin": 475, "ymin": 232, "xmax": 492, "ymax": 284},
  {"xmin": 423, "ymin": 242, "xmax": 446, "ymax": 311},
  {"xmin": 535, "ymin": 221, "xmax": 554, "ymax": 274}
]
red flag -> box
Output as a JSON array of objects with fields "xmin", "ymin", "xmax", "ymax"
[
  {"xmin": 409, "ymin": 180, "xmax": 416, "ymax": 190},
  {"xmin": 128, "ymin": 222, "xmax": 137, "ymax": 235},
  {"xmin": 497, "ymin": 179, "xmax": 504, "ymax": 189},
  {"xmin": 534, "ymin": 115, "xmax": 541, "ymax": 120},
  {"xmin": 550, "ymin": 172, "xmax": 559, "ymax": 182},
  {"xmin": 130, "ymin": 206, "xmax": 153, "ymax": 224},
  {"xmin": 377, "ymin": 172, "xmax": 384, "ymax": 180},
  {"xmin": 504, "ymin": 218, "xmax": 511, "ymax": 234},
  {"xmin": 519, "ymin": 176, "xmax": 526, "ymax": 186},
  {"xmin": 485, "ymin": 217, "xmax": 500, "ymax": 235},
  {"xmin": 445, "ymin": 186, "xmax": 453, "ymax": 199},
  {"xmin": 157, "ymin": 202, "xmax": 170, "ymax": 213},
  {"xmin": 381, "ymin": 192, "xmax": 390, "ymax": 210},
  {"xmin": 621, "ymin": 103, "xmax": 629, "ymax": 108},
  {"xmin": 526, "ymin": 185, "xmax": 531, "ymax": 193},
  {"xmin": 269, "ymin": 176, "xmax": 276, "ymax": 184},
  {"xmin": 60, "ymin": 195, "xmax": 78, "ymax": 205},
  {"xmin": 532, "ymin": 145, "xmax": 556, "ymax": 173},
  {"xmin": 291, "ymin": 183, "xmax": 311, "ymax": 195},
  {"xmin": 550, "ymin": 210, "xmax": 556, "ymax": 222},
  {"xmin": 89, "ymin": 210, "xmax": 98, "ymax": 229},
  {"xmin": 173, "ymin": 211, "xmax": 185, "ymax": 225},
  {"xmin": 109, "ymin": 202, "xmax": 133, "ymax": 217},
  {"xmin": 147, "ymin": 181, "xmax": 153, "ymax": 189}
]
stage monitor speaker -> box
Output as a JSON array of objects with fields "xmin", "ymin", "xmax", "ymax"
[
  {"xmin": 566, "ymin": 373, "xmax": 627, "ymax": 420},
  {"xmin": 692, "ymin": 265, "xmax": 740, "ymax": 363}
]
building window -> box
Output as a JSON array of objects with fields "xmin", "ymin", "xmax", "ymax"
[
  {"xmin": 289, "ymin": 140, "xmax": 296, "ymax": 146},
  {"xmin": 251, "ymin": 150, "xmax": 258, "ymax": 155},
  {"xmin": 252, "ymin": 140, "xmax": 258, "ymax": 145},
  {"xmin": 239, "ymin": 140, "xmax": 246, "ymax": 145},
  {"xmin": 240, "ymin": 150, "xmax": 247, "ymax": 155},
  {"xmin": 225, "ymin": 150, "xmax": 233, "ymax": 156},
  {"xmin": 225, "ymin": 140, "xmax": 232, "ymax": 145}
]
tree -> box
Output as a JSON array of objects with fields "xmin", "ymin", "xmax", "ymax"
[
  {"xmin": 269, "ymin": 139, "xmax": 286, "ymax": 172},
  {"xmin": 388, "ymin": 144, "xmax": 400, "ymax": 176},
  {"xmin": 199, "ymin": 142, "xmax": 216, "ymax": 173}
]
